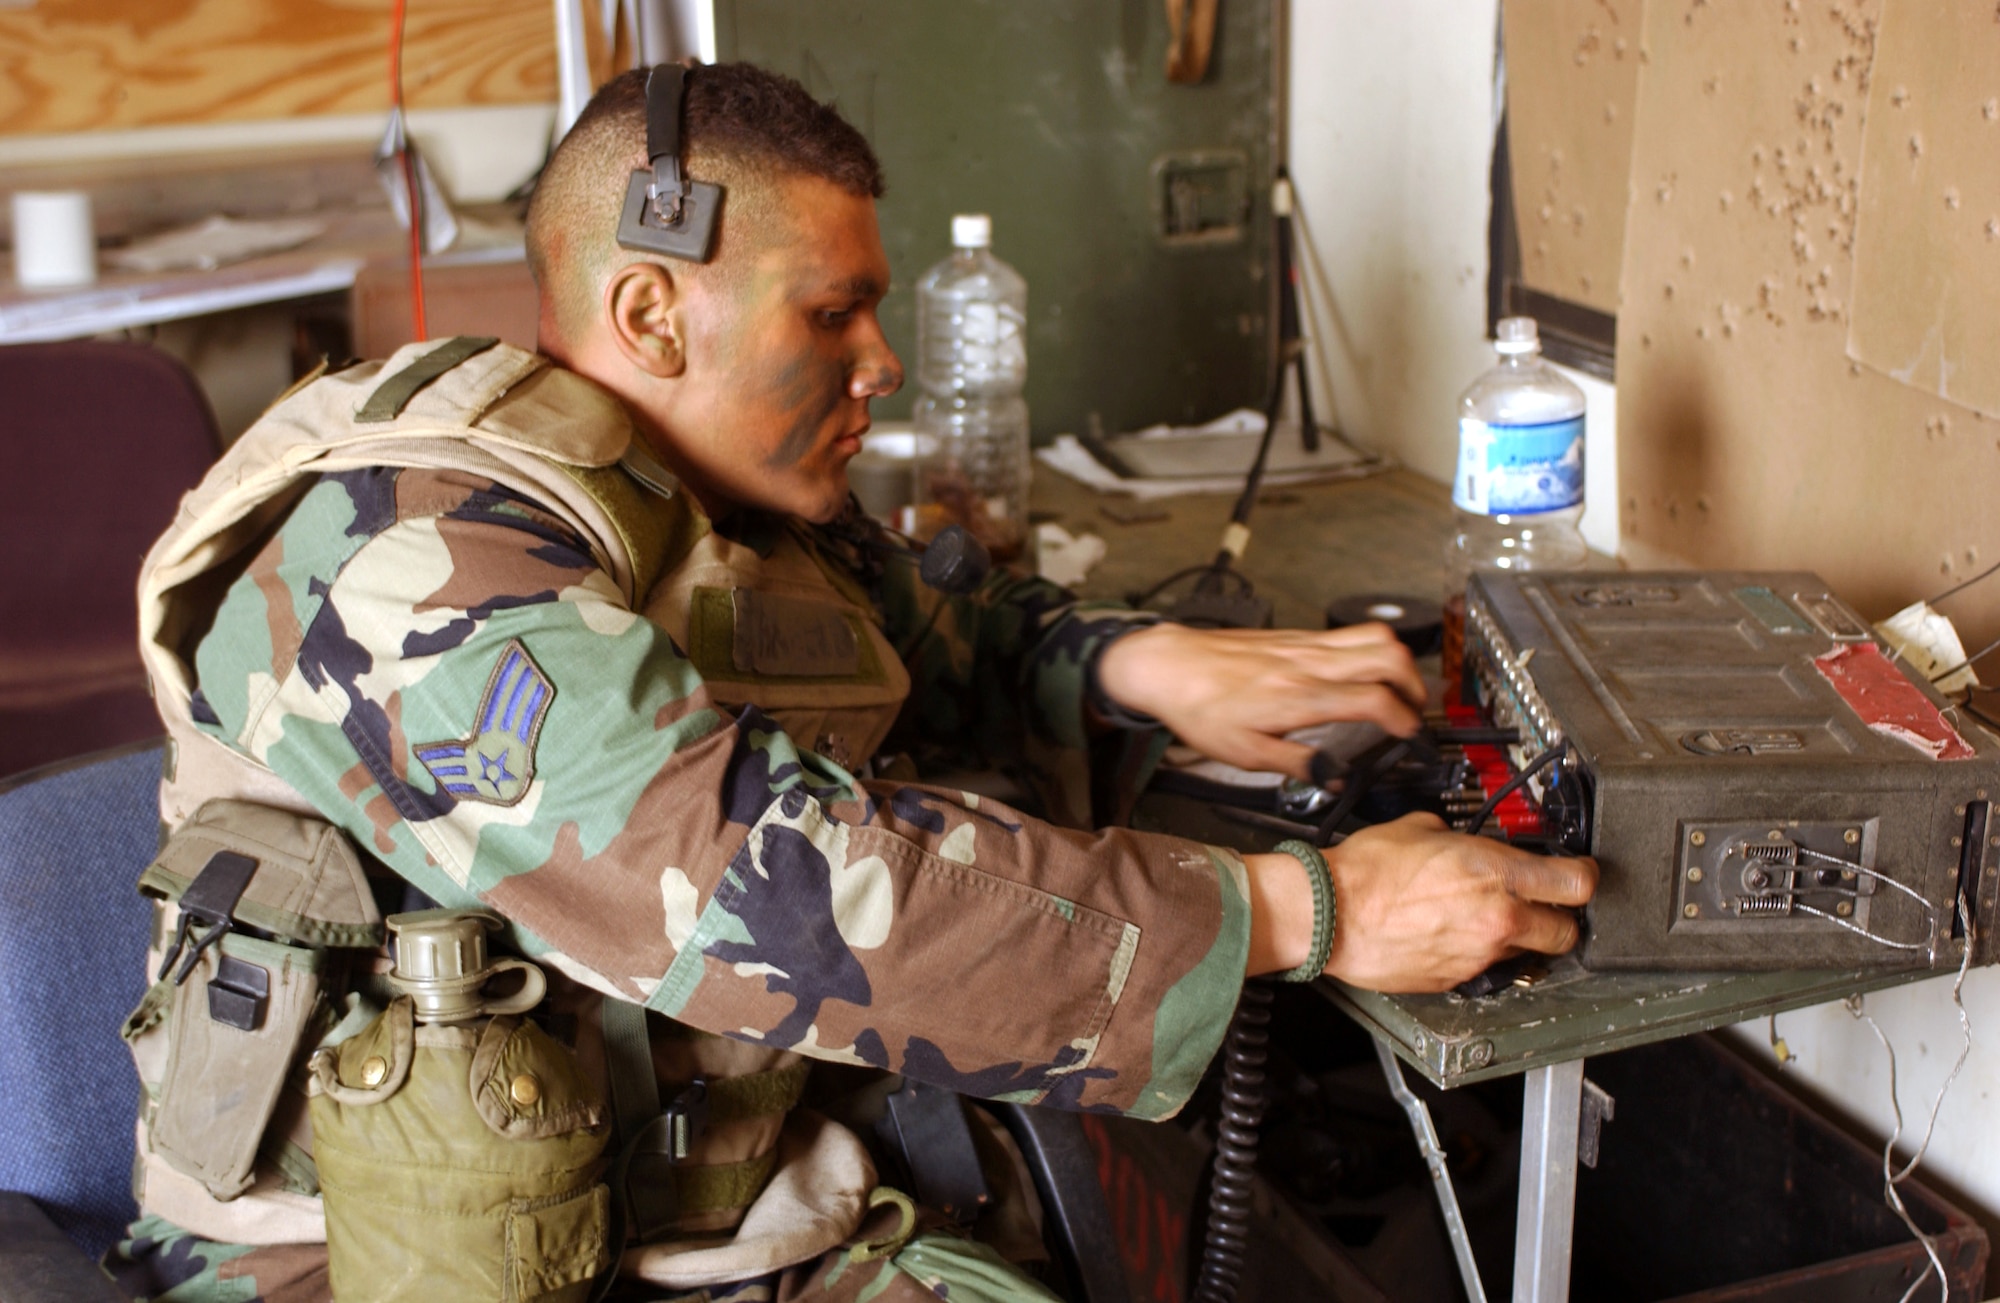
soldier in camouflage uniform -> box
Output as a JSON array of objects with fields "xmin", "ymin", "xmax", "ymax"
[{"xmin": 108, "ymin": 64, "xmax": 1595, "ymax": 1301}]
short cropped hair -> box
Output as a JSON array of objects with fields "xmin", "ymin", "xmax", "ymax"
[{"xmin": 526, "ymin": 62, "xmax": 884, "ymax": 341}]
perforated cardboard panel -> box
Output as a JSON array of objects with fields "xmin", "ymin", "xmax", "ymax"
[
  {"xmin": 1501, "ymin": 0, "xmax": 1643, "ymax": 317},
  {"xmin": 1846, "ymin": 0, "xmax": 2000, "ymax": 421},
  {"xmin": 1614, "ymin": 0, "xmax": 2000, "ymax": 656}
]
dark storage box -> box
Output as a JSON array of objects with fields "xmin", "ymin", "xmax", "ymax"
[
  {"xmin": 1572, "ymin": 1033, "xmax": 1987, "ymax": 1302},
  {"xmin": 1233, "ymin": 985, "xmax": 1990, "ymax": 1301}
]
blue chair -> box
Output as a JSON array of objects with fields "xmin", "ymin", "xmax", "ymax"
[{"xmin": 0, "ymin": 739, "xmax": 164, "ymax": 1271}]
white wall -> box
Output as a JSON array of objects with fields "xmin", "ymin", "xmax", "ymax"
[
  {"xmin": 1287, "ymin": 1, "xmax": 1500, "ymax": 485},
  {"xmin": 1288, "ymin": 0, "xmax": 1999, "ymax": 1263},
  {"xmin": 1288, "ymin": 1, "xmax": 1620, "ymax": 553}
]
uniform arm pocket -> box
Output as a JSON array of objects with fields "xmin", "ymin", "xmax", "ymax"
[{"xmin": 664, "ymin": 807, "xmax": 1140, "ymax": 1107}]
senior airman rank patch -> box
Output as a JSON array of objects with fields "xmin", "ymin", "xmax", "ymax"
[{"xmin": 414, "ymin": 640, "xmax": 554, "ymax": 805}]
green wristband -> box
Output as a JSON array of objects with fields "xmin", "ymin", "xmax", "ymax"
[{"xmin": 1273, "ymin": 839, "xmax": 1335, "ymax": 983}]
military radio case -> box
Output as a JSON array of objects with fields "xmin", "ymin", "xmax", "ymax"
[{"xmin": 1461, "ymin": 570, "xmax": 2000, "ymax": 971}]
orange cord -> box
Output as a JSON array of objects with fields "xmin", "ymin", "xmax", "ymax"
[{"xmin": 390, "ymin": 0, "xmax": 428, "ymax": 340}]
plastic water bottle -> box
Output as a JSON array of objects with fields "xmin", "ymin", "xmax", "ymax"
[
  {"xmin": 1442, "ymin": 317, "xmax": 1588, "ymax": 695},
  {"xmin": 912, "ymin": 214, "xmax": 1029, "ymax": 562}
]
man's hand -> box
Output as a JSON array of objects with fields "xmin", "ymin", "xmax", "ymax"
[
  {"xmin": 1244, "ymin": 814, "xmax": 1598, "ymax": 992},
  {"xmin": 1093, "ymin": 622, "xmax": 1426, "ymax": 778}
]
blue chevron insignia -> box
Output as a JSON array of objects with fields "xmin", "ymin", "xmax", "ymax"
[{"xmin": 414, "ymin": 639, "xmax": 554, "ymax": 806}]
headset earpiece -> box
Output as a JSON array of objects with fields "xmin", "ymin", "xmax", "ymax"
[{"xmin": 615, "ymin": 64, "xmax": 724, "ymax": 262}]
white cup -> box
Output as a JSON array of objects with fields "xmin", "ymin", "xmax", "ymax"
[{"xmin": 12, "ymin": 190, "xmax": 97, "ymax": 289}]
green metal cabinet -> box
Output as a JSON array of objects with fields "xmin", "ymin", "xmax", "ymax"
[{"xmin": 717, "ymin": 0, "xmax": 1277, "ymax": 441}]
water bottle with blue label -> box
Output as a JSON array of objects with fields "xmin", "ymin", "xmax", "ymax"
[{"xmin": 1442, "ymin": 317, "xmax": 1588, "ymax": 693}]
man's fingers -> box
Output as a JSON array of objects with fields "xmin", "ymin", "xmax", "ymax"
[
  {"xmin": 1311, "ymin": 682, "xmax": 1423, "ymax": 737},
  {"xmin": 1314, "ymin": 620, "xmax": 1403, "ymax": 651},
  {"xmin": 1108, "ymin": 624, "xmax": 1436, "ymax": 773},
  {"xmin": 1226, "ymin": 686, "xmax": 1421, "ymax": 745},
  {"xmin": 1319, "ymin": 658, "xmax": 1427, "ymax": 711},
  {"xmin": 1498, "ymin": 854, "xmax": 1599, "ymax": 907},
  {"xmin": 1317, "ymin": 816, "xmax": 1599, "ymax": 991},
  {"xmin": 1250, "ymin": 679, "xmax": 1422, "ymax": 741},
  {"xmin": 1225, "ymin": 733, "xmax": 1317, "ymax": 782},
  {"xmin": 1504, "ymin": 903, "xmax": 1583, "ymax": 956},
  {"xmin": 1394, "ymin": 810, "xmax": 1449, "ymax": 833},
  {"xmin": 1252, "ymin": 625, "xmax": 1424, "ymax": 703},
  {"xmin": 1295, "ymin": 635, "xmax": 1427, "ymax": 706}
]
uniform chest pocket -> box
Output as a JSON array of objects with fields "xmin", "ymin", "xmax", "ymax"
[
  {"xmin": 688, "ymin": 586, "xmax": 889, "ymax": 686},
  {"xmin": 684, "ymin": 586, "xmax": 911, "ymax": 771}
]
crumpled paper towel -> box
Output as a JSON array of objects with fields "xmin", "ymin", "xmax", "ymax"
[
  {"xmin": 1875, "ymin": 600, "xmax": 1981, "ymax": 695},
  {"xmin": 1034, "ymin": 522, "xmax": 1107, "ymax": 588}
]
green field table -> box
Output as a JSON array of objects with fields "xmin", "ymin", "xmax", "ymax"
[{"xmin": 1061, "ymin": 465, "xmax": 1962, "ymax": 1303}]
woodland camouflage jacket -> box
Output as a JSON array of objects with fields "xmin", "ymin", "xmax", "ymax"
[{"xmin": 144, "ymin": 340, "xmax": 1251, "ymax": 1124}]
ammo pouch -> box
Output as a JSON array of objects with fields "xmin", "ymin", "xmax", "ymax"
[
  {"xmin": 123, "ymin": 800, "xmax": 385, "ymax": 1201},
  {"xmin": 309, "ymin": 996, "xmax": 612, "ymax": 1302}
]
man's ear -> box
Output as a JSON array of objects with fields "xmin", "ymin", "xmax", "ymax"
[{"xmin": 603, "ymin": 262, "xmax": 687, "ymax": 377}]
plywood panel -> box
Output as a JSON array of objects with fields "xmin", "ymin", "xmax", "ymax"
[
  {"xmin": 0, "ymin": 0, "xmax": 557, "ymax": 135},
  {"xmin": 1846, "ymin": 0, "xmax": 2000, "ymax": 420},
  {"xmin": 1616, "ymin": 0, "xmax": 2000, "ymax": 653},
  {"xmin": 1502, "ymin": 0, "xmax": 1643, "ymax": 315},
  {"xmin": 351, "ymin": 257, "xmax": 539, "ymax": 357}
]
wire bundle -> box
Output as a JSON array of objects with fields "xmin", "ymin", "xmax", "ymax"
[{"xmin": 388, "ymin": 0, "xmax": 428, "ymax": 340}]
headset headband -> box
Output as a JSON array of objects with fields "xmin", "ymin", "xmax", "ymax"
[
  {"xmin": 615, "ymin": 63, "xmax": 723, "ymax": 262},
  {"xmin": 644, "ymin": 65, "xmax": 690, "ymax": 220}
]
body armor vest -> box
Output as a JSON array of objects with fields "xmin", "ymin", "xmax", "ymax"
[{"xmin": 129, "ymin": 340, "xmax": 907, "ymax": 1287}]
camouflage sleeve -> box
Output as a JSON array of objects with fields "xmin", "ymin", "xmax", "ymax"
[
  {"xmin": 190, "ymin": 468, "xmax": 1247, "ymax": 1118},
  {"xmin": 829, "ymin": 515, "xmax": 1167, "ymax": 829}
]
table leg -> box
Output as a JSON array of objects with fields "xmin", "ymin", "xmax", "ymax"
[
  {"xmin": 1512, "ymin": 1058, "xmax": 1585, "ymax": 1303},
  {"xmin": 1373, "ymin": 1036, "xmax": 1490, "ymax": 1303}
]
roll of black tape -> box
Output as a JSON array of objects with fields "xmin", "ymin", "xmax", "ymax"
[{"xmin": 1324, "ymin": 592, "xmax": 1444, "ymax": 656}]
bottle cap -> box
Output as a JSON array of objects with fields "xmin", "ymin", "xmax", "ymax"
[
  {"xmin": 951, "ymin": 213, "xmax": 992, "ymax": 248},
  {"xmin": 1494, "ymin": 316, "xmax": 1540, "ymax": 355}
]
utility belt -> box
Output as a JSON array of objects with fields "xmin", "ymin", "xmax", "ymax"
[{"xmin": 121, "ymin": 800, "xmax": 895, "ymax": 1298}]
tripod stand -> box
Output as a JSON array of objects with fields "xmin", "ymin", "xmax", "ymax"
[{"xmin": 1156, "ymin": 167, "xmax": 1356, "ymax": 628}]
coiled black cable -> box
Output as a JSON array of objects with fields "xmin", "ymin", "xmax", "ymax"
[{"xmin": 1192, "ymin": 979, "xmax": 1275, "ymax": 1303}]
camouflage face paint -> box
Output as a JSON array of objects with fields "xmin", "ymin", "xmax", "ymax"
[
  {"xmin": 762, "ymin": 346, "xmax": 847, "ymax": 471},
  {"xmin": 629, "ymin": 177, "xmax": 893, "ymax": 519}
]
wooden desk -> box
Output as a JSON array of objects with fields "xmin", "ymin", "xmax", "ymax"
[
  {"xmin": 0, "ymin": 207, "xmax": 530, "ymax": 346},
  {"xmin": 1032, "ymin": 460, "xmax": 1456, "ymax": 624}
]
